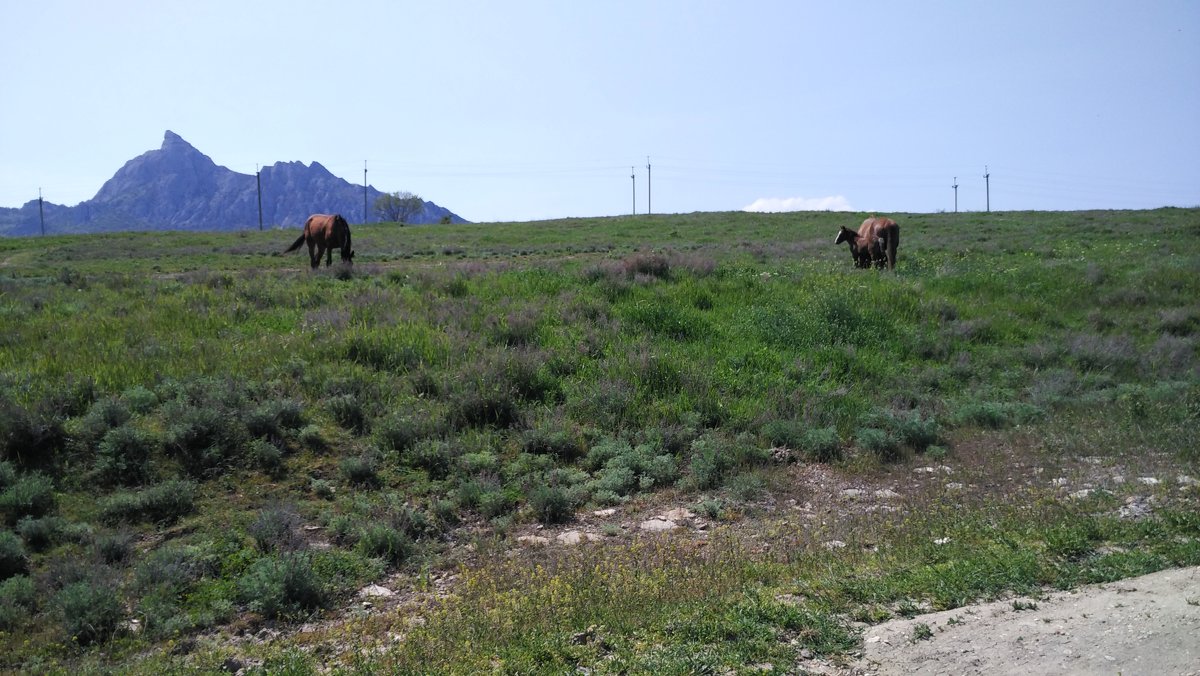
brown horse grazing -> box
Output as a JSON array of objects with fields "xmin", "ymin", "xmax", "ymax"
[
  {"xmin": 283, "ymin": 214, "xmax": 355, "ymax": 269},
  {"xmin": 834, "ymin": 216, "xmax": 900, "ymax": 270}
]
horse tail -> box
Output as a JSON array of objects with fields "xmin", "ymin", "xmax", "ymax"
[
  {"xmin": 885, "ymin": 225, "xmax": 899, "ymax": 270},
  {"xmin": 283, "ymin": 233, "xmax": 306, "ymax": 254}
]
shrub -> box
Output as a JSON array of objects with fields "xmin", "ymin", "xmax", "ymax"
[
  {"xmin": 762, "ymin": 419, "xmax": 806, "ymax": 449},
  {"xmin": 356, "ymin": 523, "xmax": 412, "ymax": 564},
  {"xmin": 528, "ymin": 485, "xmax": 573, "ymax": 525},
  {"xmin": 297, "ymin": 425, "xmax": 327, "ymax": 452},
  {"xmin": 74, "ymin": 396, "xmax": 132, "ymax": 448},
  {"xmin": 16, "ymin": 515, "xmax": 65, "ymax": 552},
  {"xmin": 246, "ymin": 398, "xmax": 307, "ymax": 441},
  {"xmin": 310, "ymin": 478, "xmax": 335, "ymax": 500},
  {"xmin": 58, "ymin": 579, "xmax": 123, "ymax": 645},
  {"xmin": 249, "ymin": 505, "xmax": 306, "ymax": 554},
  {"xmin": 0, "ymin": 394, "xmax": 66, "ymax": 468},
  {"xmin": 94, "ymin": 424, "xmax": 158, "ymax": 486},
  {"xmin": 868, "ymin": 410, "xmax": 942, "ymax": 453},
  {"xmin": 405, "ymin": 439, "xmax": 454, "ymax": 479},
  {"xmin": 250, "ymin": 439, "xmax": 285, "ymax": 477},
  {"xmin": 328, "ymin": 394, "xmax": 368, "ymax": 435},
  {"xmin": 521, "ymin": 424, "xmax": 585, "ymax": 460},
  {"xmin": 0, "ymin": 461, "xmax": 14, "ymax": 489},
  {"xmin": 584, "ymin": 438, "xmax": 679, "ymax": 498},
  {"xmin": 0, "ymin": 471, "xmax": 56, "ymax": 525},
  {"xmin": 800, "ymin": 427, "xmax": 841, "ymax": 463},
  {"xmin": 164, "ymin": 405, "xmax": 247, "ymax": 476},
  {"xmin": 0, "ymin": 530, "xmax": 28, "ymax": 580},
  {"xmin": 478, "ymin": 490, "xmax": 516, "ymax": 519},
  {"xmin": 94, "ymin": 530, "xmax": 135, "ymax": 565},
  {"xmin": 120, "ymin": 385, "xmax": 158, "ymax": 414},
  {"xmin": 237, "ymin": 553, "xmax": 325, "ymax": 619},
  {"xmin": 0, "ymin": 574, "xmax": 35, "ymax": 629},
  {"xmin": 954, "ymin": 401, "xmax": 1044, "ymax": 429},
  {"xmin": 134, "ymin": 544, "xmax": 214, "ymax": 593},
  {"xmin": 857, "ymin": 427, "xmax": 901, "ymax": 462},
  {"xmin": 374, "ymin": 414, "xmax": 421, "ymax": 452},
  {"xmin": 727, "ymin": 472, "xmax": 767, "ymax": 502},
  {"xmin": 99, "ymin": 479, "xmax": 196, "ymax": 524},
  {"xmin": 339, "ymin": 453, "xmax": 380, "ymax": 487}
]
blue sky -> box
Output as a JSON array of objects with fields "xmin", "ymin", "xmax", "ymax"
[{"xmin": 2, "ymin": 1, "xmax": 1197, "ymax": 223}]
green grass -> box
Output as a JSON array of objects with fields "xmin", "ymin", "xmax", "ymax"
[{"xmin": 0, "ymin": 208, "xmax": 1197, "ymax": 672}]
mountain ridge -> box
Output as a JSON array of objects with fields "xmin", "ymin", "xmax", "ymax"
[{"xmin": 0, "ymin": 131, "xmax": 467, "ymax": 236}]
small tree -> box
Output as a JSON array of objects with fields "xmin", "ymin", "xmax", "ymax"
[{"xmin": 374, "ymin": 191, "xmax": 424, "ymax": 225}]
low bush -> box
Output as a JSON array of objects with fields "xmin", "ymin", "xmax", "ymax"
[
  {"xmin": 954, "ymin": 401, "xmax": 1044, "ymax": 429},
  {"xmin": 528, "ymin": 485, "xmax": 574, "ymax": 525},
  {"xmin": 249, "ymin": 505, "xmax": 306, "ymax": 553},
  {"xmin": 93, "ymin": 530, "xmax": 135, "ymax": 565},
  {"xmin": 800, "ymin": 427, "xmax": 841, "ymax": 463},
  {"xmin": 0, "ymin": 574, "xmax": 36, "ymax": 629},
  {"xmin": 57, "ymin": 579, "xmax": 123, "ymax": 645},
  {"xmin": 246, "ymin": 398, "xmax": 307, "ymax": 441},
  {"xmin": 164, "ymin": 405, "xmax": 247, "ymax": 476},
  {"xmin": 237, "ymin": 552, "xmax": 325, "ymax": 619},
  {"xmin": 0, "ymin": 530, "xmax": 29, "ymax": 580},
  {"xmin": 0, "ymin": 471, "xmax": 57, "ymax": 524},
  {"xmin": 857, "ymin": 427, "xmax": 902, "ymax": 462},
  {"xmin": 339, "ymin": 453, "xmax": 380, "ymax": 487},
  {"xmin": 356, "ymin": 523, "xmax": 413, "ymax": 564},
  {"xmin": 99, "ymin": 479, "xmax": 197, "ymax": 524},
  {"xmin": 94, "ymin": 423, "xmax": 158, "ymax": 486},
  {"xmin": 249, "ymin": 438, "xmax": 285, "ymax": 477},
  {"xmin": 328, "ymin": 394, "xmax": 368, "ymax": 435},
  {"xmin": 16, "ymin": 515, "xmax": 66, "ymax": 552},
  {"xmin": 0, "ymin": 394, "xmax": 67, "ymax": 468},
  {"xmin": 374, "ymin": 414, "xmax": 421, "ymax": 453},
  {"xmin": 134, "ymin": 543, "xmax": 214, "ymax": 593}
]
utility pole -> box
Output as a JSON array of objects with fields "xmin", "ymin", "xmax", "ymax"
[
  {"xmin": 952, "ymin": 177, "xmax": 959, "ymax": 213},
  {"xmin": 256, "ymin": 166, "xmax": 263, "ymax": 231},
  {"xmin": 646, "ymin": 156, "xmax": 652, "ymax": 215},
  {"xmin": 631, "ymin": 166, "xmax": 636, "ymax": 215},
  {"xmin": 984, "ymin": 165, "xmax": 991, "ymax": 212},
  {"xmin": 38, "ymin": 188, "xmax": 45, "ymax": 236},
  {"xmin": 363, "ymin": 161, "xmax": 368, "ymax": 224}
]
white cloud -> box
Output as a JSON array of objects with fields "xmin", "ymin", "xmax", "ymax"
[{"xmin": 742, "ymin": 196, "xmax": 854, "ymax": 213}]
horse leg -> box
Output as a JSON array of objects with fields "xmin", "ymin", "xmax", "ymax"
[{"xmin": 308, "ymin": 242, "xmax": 320, "ymax": 269}]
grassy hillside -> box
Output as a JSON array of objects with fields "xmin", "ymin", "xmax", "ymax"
[{"xmin": 0, "ymin": 209, "xmax": 1197, "ymax": 673}]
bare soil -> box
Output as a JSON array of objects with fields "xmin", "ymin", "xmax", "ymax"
[{"xmin": 851, "ymin": 565, "xmax": 1200, "ymax": 676}]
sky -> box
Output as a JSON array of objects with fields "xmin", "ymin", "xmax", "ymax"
[{"xmin": 2, "ymin": 0, "xmax": 1198, "ymax": 223}]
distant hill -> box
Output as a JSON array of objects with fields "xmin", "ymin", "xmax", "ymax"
[{"xmin": 0, "ymin": 131, "xmax": 467, "ymax": 236}]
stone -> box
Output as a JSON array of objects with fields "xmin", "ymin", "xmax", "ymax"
[
  {"xmin": 359, "ymin": 584, "xmax": 394, "ymax": 598},
  {"xmin": 557, "ymin": 530, "xmax": 590, "ymax": 545},
  {"xmin": 517, "ymin": 535, "xmax": 550, "ymax": 546},
  {"xmin": 640, "ymin": 518, "xmax": 679, "ymax": 532},
  {"xmin": 662, "ymin": 507, "xmax": 695, "ymax": 521}
]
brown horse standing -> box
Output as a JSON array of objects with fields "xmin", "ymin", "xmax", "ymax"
[
  {"xmin": 834, "ymin": 216, "xmax": 900, "ymax": 270},
  {"xmin": 283, "ymin": 214, "xmax": 355, "ymax": 269}
]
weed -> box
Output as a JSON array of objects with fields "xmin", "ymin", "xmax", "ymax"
[
  {"xmin": 910, "ymin": 622, "xmax": 933, "ymax": 642},
  {"xmin": 1011, "ymin": 599, "xmax": 1038, "ymax": 611}
]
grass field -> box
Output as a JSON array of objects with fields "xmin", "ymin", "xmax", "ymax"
[{"xmin": 0, "ymin": 208, "xmax": 1197, "ymax": 673}]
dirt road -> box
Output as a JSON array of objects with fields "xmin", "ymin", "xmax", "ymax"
[{"xmin": 852, "ymin": 565, "xmax": 1200, "ymax": 675}]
